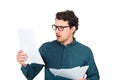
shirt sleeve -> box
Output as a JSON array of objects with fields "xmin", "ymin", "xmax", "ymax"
[
  {"xmin": 21, "ymin": 63, "xmax": 44, "ymax": 80},
  {"xmin": 86, "ymin": 49, "xmax": 100, "ymax": 80}
]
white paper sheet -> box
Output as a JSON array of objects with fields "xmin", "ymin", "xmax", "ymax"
[
  {"xmin": 49, "ymin": 65, "xmax": 89, "ymax": 80},
  {"xmin": 18, "ymin": 29, "xmax": 44, "ymax": 65}
]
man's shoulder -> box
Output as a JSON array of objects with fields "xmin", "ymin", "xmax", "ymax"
[
  {"xmin": 75, "ymin": 40, "xmax": 91, "ymax": 50},
  {"xmin": 75, "ymin": 41, "xmax": 93, "ymax": 56},
  {"xmin": 41, "ymin": 40, "xmax": 57, "ymax": 47}
]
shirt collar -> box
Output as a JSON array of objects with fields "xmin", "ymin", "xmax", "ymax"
[{"xmin": 56, "ymin": 37, "xmax": 77, "ymax": 46}]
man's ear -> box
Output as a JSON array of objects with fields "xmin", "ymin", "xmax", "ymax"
[{"xmin": 71, "ymin": 26, "xmax": 76, "ymax": 33}]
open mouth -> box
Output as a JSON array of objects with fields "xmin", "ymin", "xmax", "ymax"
[{"xmin": 56, "ymin": 35, "xmax": 61, "ymax": 39}]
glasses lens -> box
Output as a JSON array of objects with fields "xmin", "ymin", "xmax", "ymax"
[
  {"xmin": 52, "ymin": 25, "xmax": 69, "ymax": 31},
  {"xmin": 52, "ymin": 25, "xmax": 63, "ymax": 31},
  {"xmin": 52, "ymin": 25, "xmax": 56, "ymax": 30}
]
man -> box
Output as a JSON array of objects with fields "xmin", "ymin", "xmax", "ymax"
[{"xmin": 16, "ymin": 10, "xmax": 100, "ymax": 80}]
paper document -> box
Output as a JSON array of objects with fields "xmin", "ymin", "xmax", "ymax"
[
  {"xmin": 18, "ymin": 29, "xmax": 44, "ymax": 65},
  {"xmin": 49, "ymin": 65, "xmax": 89, "ymax": 80}
]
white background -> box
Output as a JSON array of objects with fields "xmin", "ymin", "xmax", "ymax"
[{"xmin": 0, "ymin": 0, "xmax": 120, "ymax": 80}]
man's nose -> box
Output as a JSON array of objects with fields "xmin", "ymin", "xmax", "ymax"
[{"xmin": 55, "ymin": 28, "xmax": 59, "ymax": 33}]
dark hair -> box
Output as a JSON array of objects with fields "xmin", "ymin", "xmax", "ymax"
[{"xmin": 56, "ymin": 10, "xmax": 79, "ymax": 31}]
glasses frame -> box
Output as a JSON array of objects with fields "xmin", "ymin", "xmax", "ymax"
[{"xmin": 52, "ymin": 25, "xmax": 69, "ymax": 31}]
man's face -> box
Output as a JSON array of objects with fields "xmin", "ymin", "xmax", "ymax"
[{"xmin": 54, "ymin": 19, "xmax": 74, "ymax": 44}]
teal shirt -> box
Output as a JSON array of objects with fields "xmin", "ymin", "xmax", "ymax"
[{"xmin": 21, "ymin": 39, "xmax": 100, "ymax": 80}]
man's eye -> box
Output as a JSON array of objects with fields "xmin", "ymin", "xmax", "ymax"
[
  {"xmin": 59, "ymin": 26, "xmax": 64, "ymax": 28},
  {"xmin": 55, "ymin": 26, "xmax": 59, "ymax": 28}
]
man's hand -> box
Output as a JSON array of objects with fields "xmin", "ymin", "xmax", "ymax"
[{"xmin": 16, "ymin": 50, "xmax": 28, "ymax": 67}]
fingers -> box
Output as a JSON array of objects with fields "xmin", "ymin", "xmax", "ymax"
[
  {"xmin": 16, "ymin": 50, "xmax": 28, "ymax": 66},
  {"xmin": 77, "ymin": 78, "xmax": 86, "ymax": 80}
]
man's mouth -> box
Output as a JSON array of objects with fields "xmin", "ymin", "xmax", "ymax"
[{"xmin": 56, "ymin": 35, "xmax": 61, "ymax": 38}]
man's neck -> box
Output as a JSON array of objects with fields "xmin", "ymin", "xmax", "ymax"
[{"xmin": 61, "ymin": 37, "xmax": 74, "ymax": 46}]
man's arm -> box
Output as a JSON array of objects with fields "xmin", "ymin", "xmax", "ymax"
[
  {"xmin": 86, "ymin": 49, "xmax": 100, "ymax": 80},
  {"xmin": 16, "ymin": 50, "xmax": 44, "ymax": 80},
  {"xmin": 21, "ymin": 63, "xmax": 43, "ymax": 80}
]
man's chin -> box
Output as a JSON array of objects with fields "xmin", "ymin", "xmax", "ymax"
[{"xmin": 57, "ymin": 39, "xmax": 62, "ymax": 43}]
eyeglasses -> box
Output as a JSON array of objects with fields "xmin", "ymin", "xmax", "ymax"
[{"xmin": 52, "ymin": 25, "xmax": 69, "ymax": 31}]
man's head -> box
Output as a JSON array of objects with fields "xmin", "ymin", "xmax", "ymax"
[
  {"xmin": 52, "ymin": 10, "xmax": 79, "ymax": 45},
  {"xmin": 56, "ymin": 10, "xmax": 79, "ymax": 32}
]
